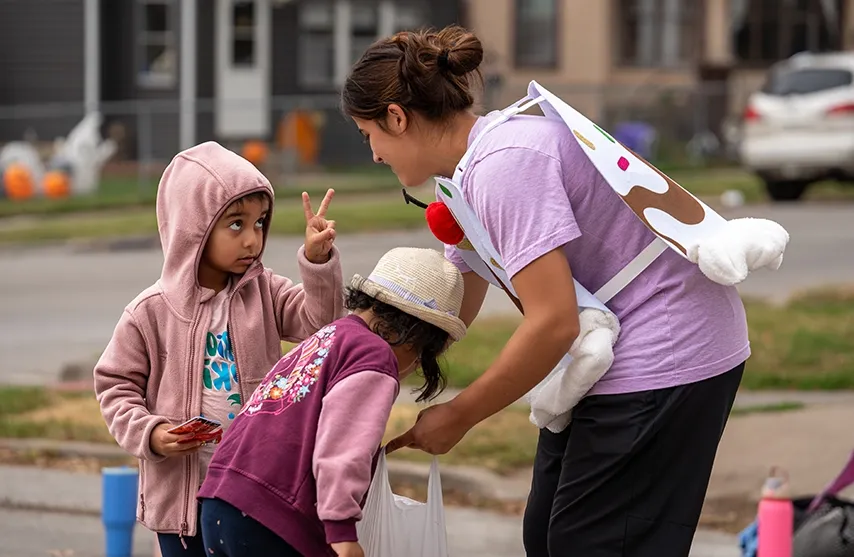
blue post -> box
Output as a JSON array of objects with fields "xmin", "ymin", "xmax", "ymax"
[{"xmin": 102, "ymin": 466, "xmax": 139, "ymax": 557}]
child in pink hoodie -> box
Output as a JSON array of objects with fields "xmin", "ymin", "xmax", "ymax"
[{"xmin": 94, "ymin": 141, "xmax": 345, "ymax": 557}]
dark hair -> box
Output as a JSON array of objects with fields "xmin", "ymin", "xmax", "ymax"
[
  {"xmin": 341, "ymin": 25, "xmax": 484, "ymax": 128},
  {"xmin": 231, "ymin": 191, "xmax": 270, "ymax": 208},
  {"xmin": 345, "ymin": 286, "xmax": 449, "ymax": 402}
]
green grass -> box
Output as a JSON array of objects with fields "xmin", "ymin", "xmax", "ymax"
[
  {"xmin": 667, "ymin": 167, "xmax": 854, "ymax": 204},
  {"xmin": 0, "ymin": 193, "xmax": 430, "ymax": 245},
  {"xmin": 0, "ymin": 388, "xmax": 111, "ymax": 443},
  {"xmin": 730, "ymin": 401, "xmax": 805, "ymax": 416},
  {"xmin": 739, "ymin": 288, "xmax": 854, "ymax": 389},
  {"xmin": 0, "ymin": 386, "xmax": 52, "ymax": 416},
  {"xmin": 0, "ymin": 170, "xmax": 403, "ymax": 219}
]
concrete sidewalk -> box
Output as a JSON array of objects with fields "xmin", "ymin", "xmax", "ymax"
[{"xmin": 0, "ymin": 464, "xmax": 739, "ymax": 557}]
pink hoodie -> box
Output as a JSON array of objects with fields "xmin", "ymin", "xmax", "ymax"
[{"xmin": 94, "ymin": 142, "xmax": 345, "ymax": 537}]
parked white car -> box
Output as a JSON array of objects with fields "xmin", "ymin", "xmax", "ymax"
[{"xmin": 739, "ymin": 51, "xmax": 854, "ymax": 201}]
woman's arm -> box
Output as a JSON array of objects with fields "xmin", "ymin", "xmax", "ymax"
[
  {"xmin": 386, "ymin": 249, "xmax": 578, "ymax": 454},
  {"xmin": 459, "ymin": 271, "xmax": 490, "ymax": 327},
  {"xmin": 452, "ymin": 249, "xmax": 579, "ymax": 425}
]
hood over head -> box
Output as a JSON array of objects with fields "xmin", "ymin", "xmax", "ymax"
[{"xmin": 155, "ymin": 141, "xmax": 275, "ymax": 314}]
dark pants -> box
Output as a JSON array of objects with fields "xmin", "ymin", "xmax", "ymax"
[
  {"xmin": 158, "ymin": 532, "xmax": 205, "ymax": 557},
  {"xmin": 199, "ymin": 497, "xmax": 303, "ymax": 557},
  {"xmin": 157, "ymin": 503, "xmax": 206, "ymax": 557},
  {"xmin": 523, "ymin": 363, "xmax": 745, "ymax": 557}
]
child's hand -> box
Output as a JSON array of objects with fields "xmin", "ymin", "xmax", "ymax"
[
  {"xmin": 150, "ymin": 423, "xmax": 205, "ymax": 458},
  {"xmin": 331, "ymin": 542, "xmax": 364, "ymax": 557},
  {"xmin": 303, "ymin": 189, "xmax": 337, "ymax": 264}
]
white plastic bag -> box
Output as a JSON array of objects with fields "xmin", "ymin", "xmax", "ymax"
[{"xmin": 356, "ymin": 451, "xmax": 449, "ymax": 557}]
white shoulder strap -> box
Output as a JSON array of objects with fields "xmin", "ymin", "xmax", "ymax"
[
  {"xmin": 452, "ymin": 95, "xmax": 546, "ymax": 181},
  {"xmin": 447, "ymin": 93, "xmax": 666, "ymax": 307}
]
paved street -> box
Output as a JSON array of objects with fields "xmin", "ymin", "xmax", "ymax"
[
  {"xmin": 0, "ymin": 506, "xmax": 739, "ymax": 557},
  {"xmin": 0, "ymin": 464, "xmax": 738, "ymax": 557},
  {"xmin": 0, "ymin": 202, "xmax": 851, "ymax": 385}
]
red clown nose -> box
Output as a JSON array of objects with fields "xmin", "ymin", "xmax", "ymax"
[{"xmin": 425, "ymin": 201, "xmax": 464, "ymax": 245}]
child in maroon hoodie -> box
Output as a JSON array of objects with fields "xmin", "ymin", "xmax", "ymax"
[{"xmin": 198, "ymin": 247, "xmax": 467, "ymax": 557}]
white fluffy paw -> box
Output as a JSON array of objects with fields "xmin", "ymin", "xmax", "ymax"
[
  {"xmin": 528, "ymin": 309, "xmax": 621, "ymax": 433},
  {"xmin": 688, "ymin": 217, "xmax": 790, "ymax": 286}
]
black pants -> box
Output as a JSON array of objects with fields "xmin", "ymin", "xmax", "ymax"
[
  {"xmin": 158, "ymin": 504, "xmax": 205, "ymax": 557},
  {"xmin": 158, "ymin": 533, "xmax": 206, "ymax": 557},
  {"xmin": 199, "ymin": 497, "xmax": 303, "ymax": 557},
  {"xmin": 523, "ymin": 363, "xmax": 745, "ymax": 557}
]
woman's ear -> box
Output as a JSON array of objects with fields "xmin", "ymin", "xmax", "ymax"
[{"xmin": 386, "ymin": 104, "xmax": 409, "ymax": 134}]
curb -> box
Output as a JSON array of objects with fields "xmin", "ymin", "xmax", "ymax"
[
  {"xmin": 0, "ymin": 438, "xmax": 529, "ymax": 514},
  {"xmin": 0, "ymin": 234, "xmax": 161, "ymax": 254},
  {"xmin": 70, "ymin": 234, "xmax": 160, "ymax": 254},
  {"xmin": 0, "ymin": 438, "xmax": 133, "ymax": 461},
  {"xmin": 0, "ymin": 498, "xmax": 101, "ymax": 518}
]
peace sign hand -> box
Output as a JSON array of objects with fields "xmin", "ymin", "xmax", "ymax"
[{"xmin": 303, "ymin": 189, "xmax": 337, "ymax": 264}]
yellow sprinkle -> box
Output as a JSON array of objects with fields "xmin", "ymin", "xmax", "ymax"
[
  {"xmin": 457, "ymin": 238, "xmax": 475, "ymax": 251},
  {"xmin": 573, "ymin": 129, "xmax": 595, "ymax": 150}
]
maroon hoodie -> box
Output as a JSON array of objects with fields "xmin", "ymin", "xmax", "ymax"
[{"xmin": 198, "ymin": 314, "xmax": 400, "ymax": 556}]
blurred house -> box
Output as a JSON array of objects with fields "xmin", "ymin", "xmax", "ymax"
[
  {"xmin": 0, "ymin": 0, "xmax": 460, "ymax": 163},
  {"xmin": 3, "ymin": 0, "xmax": 850, "ymax": 165},
  {"xmin": 465, "ymin": 0, "xmax": 854, "ymax": 145}
]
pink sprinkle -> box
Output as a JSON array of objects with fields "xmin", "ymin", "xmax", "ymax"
[{"xmin": 617, "ymin": 157, "xmax": 629, "ymax": 171}]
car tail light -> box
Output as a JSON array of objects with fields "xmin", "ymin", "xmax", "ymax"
[
  {"xmin": 744, "ymin": 104, "xmax": 761, "ymax": 122},
  {"xmin": 826, "ymin": 102, "xmax": 854, "ymax": 116}
]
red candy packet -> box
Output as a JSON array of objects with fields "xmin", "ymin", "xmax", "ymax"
[{"xmin": 168, "ymin": 416, "xmax": 222, "ymax": 437}]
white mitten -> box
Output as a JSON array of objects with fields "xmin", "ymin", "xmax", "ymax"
[
  {"xmin": 529, "ymin": 308, "xmax": 620, "ymax": 433},
  {"xmin": 688, "ymin": 217, "xmax": 789, "ymax": 286}
]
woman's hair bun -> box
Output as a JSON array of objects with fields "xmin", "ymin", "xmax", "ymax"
[
  {"xmin": 436, "ymin": 26, "xmax": 484, "ymax": 76},
  {"xmin": 342, "ymin": 25, "xmax": 484, "ymax": 123}
]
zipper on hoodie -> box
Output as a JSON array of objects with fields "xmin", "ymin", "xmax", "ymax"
[
  {"xmin": 140, "ymin": 493, "xmax": 145, "ymax": 521},
  {"xmin": 179, "ymin": 271, "xmax": 254, "ymax": 540},
  {"xmin": 182, "ymin": 305, "xmax": 202, "ymax": 543},
  {"xmin": 227, "ymin": 323, "xmax": 244, "ymax": 405},
  {"xmin": 226, "ymin": 280, "xmax": 253, "ymax": 411},
  {"xmin": 179, "ymin": 522, "xmax": 189, "ymax": 549}
]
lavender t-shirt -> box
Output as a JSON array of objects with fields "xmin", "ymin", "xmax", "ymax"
[{"xmin": 445, "ymin": 113, "xmax": 750, "ymax": 395}]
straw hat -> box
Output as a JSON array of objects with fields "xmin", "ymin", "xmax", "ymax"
[{"xmin": 352, "ymin": 247, "xmax": 467, "ymax": 341}]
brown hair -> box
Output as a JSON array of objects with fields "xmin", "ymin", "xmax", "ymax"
[{"xmin": 341, "ymin": 25, "xmax": 484, "ymax": 128}]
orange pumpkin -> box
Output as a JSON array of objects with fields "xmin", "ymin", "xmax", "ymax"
[
  {"xmin": 278, "ymin": 110, "xmax": 319, "ymax": 166},
  {"xmin": 3, "ymin": 163, "xmax": 34, "ymax": 200},
  {"xmin": 43, "ymin": 170, "xmax": 71, "ymax": 198},
  {"xmin": 242, "ymin": 140, "xmax": 268, "ymax": 166}
]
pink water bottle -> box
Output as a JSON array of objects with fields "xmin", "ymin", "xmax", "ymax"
[{"xmin": 757, "ymin": 466, "xmax": 793, "ymax": 557}]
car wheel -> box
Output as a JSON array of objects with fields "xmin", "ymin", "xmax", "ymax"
[{"xmin": 764, "ymin": 180, "xmax": 809, "ymax": 202}]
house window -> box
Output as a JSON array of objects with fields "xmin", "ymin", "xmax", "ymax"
[
  {"xmin": 233, "ymin": 1, "xmax": 256, "ymax": 67},
  {"xmin": 733, "ymin": 0, "xmax": 843, "ymax": 64},
  {"xmin": 298, "ymin": 2, "xmax": 335, "ymax": 88},
  {"xmin": 351, "ymin": 0, "xmax": 378, "ymax": 64},
  {"xmin": 617, "ymin": 0, "xmax": 699, "ymax": 67},
  {"xmin": 514, "ymin": 0, "xmax": 558, "ymax": 68},
  {"xmin": 137, "ymin": 0, "xmax": 176, "ymax": 88}
]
